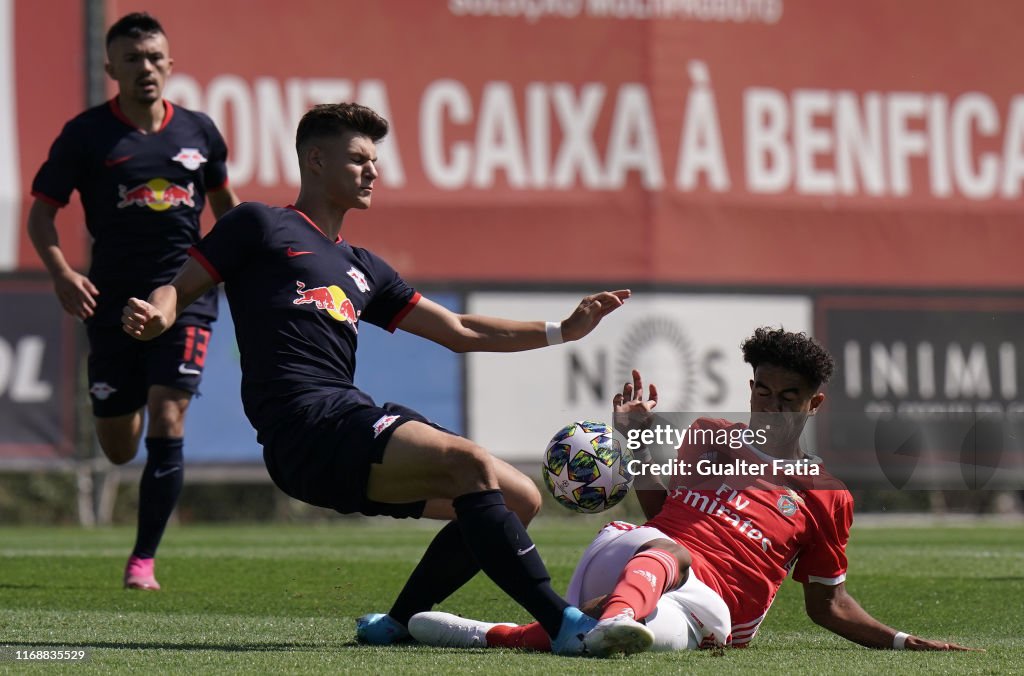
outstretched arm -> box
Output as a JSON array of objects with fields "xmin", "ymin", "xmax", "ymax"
[
  {"xmin": 121, "ymin": 257, "xmax": 217, "ymax": 341},
  {"xmin": 803, "ymin": 581, "xmax": 980, "ymax": 651},
  {"xmin": 613, "ymin": 369, "xmax": 667, "ymax": 520},
  {"xmin": 396, "ymin": 290, "xmax": 630, "ymax": 353}
]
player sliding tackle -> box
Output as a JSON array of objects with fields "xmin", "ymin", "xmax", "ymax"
[
  {"xmin": 410, "ymin": 328, "xmax": 980, "ymax": 655},
  {"xmin": 121, "ymin": 102, "xmax": 653, "ymax": 656}
]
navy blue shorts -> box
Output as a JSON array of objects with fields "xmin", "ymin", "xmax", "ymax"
[
  {"xmin": 86, "ymin": 323, "xmax": 212, "ymax": 417},
  {"xmin": 261, "ymin": 400, "xmax": 448, "ymax": 519}
]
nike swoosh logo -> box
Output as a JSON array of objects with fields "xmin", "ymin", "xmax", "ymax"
[
  {"xmin": 516, "ymin": 545, "xmax": 536, "ymax": 556},
  {"xmin": 178, "ymin": 363, "xmax": 201, "ymax": 376},
  {"xmin": 287, "ymin": 247, "xmax": 314, "ymax": 257},
  {"xmin": 154, "ymin": 466, "xmax": 181, "ymax": 479},
  {"xmin": 104, "ymin": 155, "xmax": 133, "ymax": 167}
]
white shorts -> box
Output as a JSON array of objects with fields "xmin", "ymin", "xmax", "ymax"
[{"xmin": 565, "ymin": 521, "xmax": 732, "ymax": 651}]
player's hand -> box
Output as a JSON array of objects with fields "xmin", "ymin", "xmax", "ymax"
[
  {"xmin": 613, "ymin": 369, "xmax": 658, "ymax": 416},
  {"xmin": 53, "ymin": 269, "xmax": 98, "ymax": 320},
  {"xmin": 121, "ymin": 297, "xmax": 168, "ymax": 341},
  {"xmin": 560, "ymin": 290, "xmax": 630, "ymax": 342},
  {"xmin": 613, "ymin": 369, "xmax": 658, "ymax": 440},
  {"xmin": 905, "ymin": 636, "xmax": 984, "ymax": 652}
]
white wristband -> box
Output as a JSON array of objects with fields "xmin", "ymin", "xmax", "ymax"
[
  {"xmin": 892, "ymin": 632, "xmax": 909, "ymax": 650},
  {"xmin": 545, "ymin": 321, "xmax": 563, "ymax": 346}
]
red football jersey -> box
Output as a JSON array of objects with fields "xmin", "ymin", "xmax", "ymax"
[{"xmin": 645, "ymin": 417, "xmax": 853, "ymax": 647}]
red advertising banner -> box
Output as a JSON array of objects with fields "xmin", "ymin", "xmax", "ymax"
[
  {"xmin": 8, "ymin": 0, "xmax": 87, "ymax": 274},
  {"xmin": 10, "ymin": 1, "xmax": 1024, "ymax": 287}
]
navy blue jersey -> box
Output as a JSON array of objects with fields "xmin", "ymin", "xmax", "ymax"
[
  {"xmin": 32, "ymin": 98, "xmax": 229, "ymax": 327},
  {"xmin": 190, "ymin": 202, "xmax": 420, "ymax": 433}
]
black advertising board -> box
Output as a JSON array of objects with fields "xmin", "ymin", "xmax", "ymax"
[
  {"xmin": 0, "ymin": 280, "xmax": 77, "ymax": 460},
  {"xmin": 816, "ymin": 296, "xmax": 1024, "ymax": 490}
]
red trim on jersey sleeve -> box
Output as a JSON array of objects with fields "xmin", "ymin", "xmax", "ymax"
[
  {"xmin": 386, "ymin": 292, "xmax": 422, "ymax": 333},
  {"xmin": 188, "ymin": 246, "xmax": 222, "ymax": 284},
  {"xmin": 31, "ymin": 190, "xmax": 67, "ymax": 208},
  {"xmin": 208, "ymin": 177, "xmax": 230, "ymax": 193},
  {"xmin": 109, "ymin": 98, "xmax": 174, "ymax": 132}
]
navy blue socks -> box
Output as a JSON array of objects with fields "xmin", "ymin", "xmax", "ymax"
[{"xmin": 132, "ymin": 437, "xmax": 184, "ymax": 559}]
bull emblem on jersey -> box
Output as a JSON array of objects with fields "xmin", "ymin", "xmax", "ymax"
[
  {"xmin": 172, "ymin": 147, "xmax": 208, "ymax": 171},
  {"xmin": 293, "ymin": 281, "xmax": 336, "ymax": 310},
  {"xmin": 292, "ymin": 281, "xmax": 360, "ymax": 332}
]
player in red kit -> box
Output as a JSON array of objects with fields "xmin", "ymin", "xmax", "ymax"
[{"xmin": 409, "ymin": 328, "xmax": 978, "ymax": 655}]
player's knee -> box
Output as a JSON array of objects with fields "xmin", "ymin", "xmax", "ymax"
[
  {"xmin": 99, "ymin": 440, "xmax": 137, "ymax": 465},
  {"xmin": 441, "ymin": 440, "xmax": 498, "ymax": 493},
  {"xmin": 639, "ymin": 538, "xmax": 692, "ymax": 588},
  {"xmin": 522, "ymin": 481, "xmax": 542, "ymax": 521},
  {"xmin": 506, "ymin": 477, "xmax": 542, "ymax": 523},
  {"xmin": 95, "ymin": 423, "xmax": 140, "ymax": 464},
  {"xmin": 146, "ymin": 408, "xmax": 187, "ymax": 438}
]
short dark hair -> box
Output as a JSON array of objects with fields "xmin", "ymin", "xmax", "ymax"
[
  {"xmin": 106, "ymin": 12, "xmax": 165, "ymax": 47},
  {"xmin": 742, "ymin": 327, "xmax": 835, "ymax": 389},
  {"xmin": 295, "ymin": 103, "xmax": 389, "ymax": 153}
]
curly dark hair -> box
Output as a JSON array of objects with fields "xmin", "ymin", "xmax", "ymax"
[
  {"xmin": 741, "ymin": 327, "xmax": 835, "ymax": 388},
  {"xmin": 295, "ymin": 103, "xmax": 389, "ymax": 153}
]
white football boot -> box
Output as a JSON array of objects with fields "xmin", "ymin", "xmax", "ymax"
[
  {"xmin": 582, "ymin": 611, "xmax": 656, "ymax": 657},
  {"xmin": 408, "ymin": 611, "xmax": 515, "ymax": 648}
]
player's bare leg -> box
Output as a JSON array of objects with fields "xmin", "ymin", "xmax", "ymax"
[
  {"xmin": 359, "ymin": 421, "xmax": 594, "ymax": 654},
  {"xmin": 415, "ymin": 536, "xmax": 690, "ymax": 656},
  {"xmin": 94, "ymin": 411, "xmax": 145, "ymax": 465},
  {"xmin": 468, "ymin": 538, "xmax": 691, "ymax": 655},
  {"xmin": 583, "ymin": 537, "xmax": 688, "ymax": 656},
  {"xmin": 121, "ymin": 386, "xmax": 192, "ymax": 591},
  {"xmin": 420, "ymin": 455, "xmax": 542, "ymax": 523}
]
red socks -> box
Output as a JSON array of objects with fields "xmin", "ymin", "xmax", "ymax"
[
  {"xmin": 485, "ymin": 622, "xmax": 552, "ymax": 652},
  {"xmin": 600, "ymin": 549, "xmax": 679, "ymax": 621},
  {"xmin": 483, "ymin": 548, "xmax": 681, "ymax": 652}
]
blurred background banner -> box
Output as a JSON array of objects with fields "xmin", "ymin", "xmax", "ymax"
[
  {"xmin": 6, "ymin": 1, "xmax": 1023, "ymax": 285},
  {"xmin": 4, "ymin": 0, "xmax": 87, "ymax": 274},
  {"xmin": 0, "ymin": 279, "xmax": 77, "ymax": 460},
  {"xmin": 1, "ymin": 1, "xmax": 1022, "ymax": 482},
  {"xmin": 816, "ymin": 295, "xmax": 1024, "ymax": 487},
  {"xmin": 468, "ymin": 292, "xmax": 811, "ymax": 459}
]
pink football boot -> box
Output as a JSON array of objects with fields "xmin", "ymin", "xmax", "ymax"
[{"xmin": 124, "ymin": 555, "xmax": 161, "ymax": 590}]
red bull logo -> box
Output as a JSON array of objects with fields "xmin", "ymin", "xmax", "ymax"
[
  {"xmin": 293, "ymin": 281, "xmax": 359, "ymax": 331},
  {"xmin": 117, "ymin": 178, "xmax": 195, "ymax": 211}
]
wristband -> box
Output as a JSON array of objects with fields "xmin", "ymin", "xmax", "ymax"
[
  {"xmin": 545, "ymin": 321, "xmax": 563, "ymax": 346},
  {"xmin": 893, "ymin": 632, "xmax": 909, "ymax": 650}
]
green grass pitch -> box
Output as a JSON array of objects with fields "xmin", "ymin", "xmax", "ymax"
[{"xmin": 0, "ymin": 520, "xmax": 1020, "ymax": 673}]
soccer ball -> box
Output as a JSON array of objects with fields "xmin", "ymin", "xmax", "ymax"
[{"xmin": 541, "ymin": 420, "xmax": 633, "ymax": 514}]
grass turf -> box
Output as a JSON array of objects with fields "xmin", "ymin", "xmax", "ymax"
[{"xmin": 0, "ymin": 519, "xmax": 1020, "ymax": 674}]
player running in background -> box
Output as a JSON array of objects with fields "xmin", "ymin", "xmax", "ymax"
[
  {"xmin": 27, "ymin": 13, "xmax": 240, "ymax": 591},
  {"xmin": 410, "ymin": 328, "xmax": 978, "ymax": 655},
  {"xmin": 120, "ymin": 102, "xmax": 644, "ymax": 656}
]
